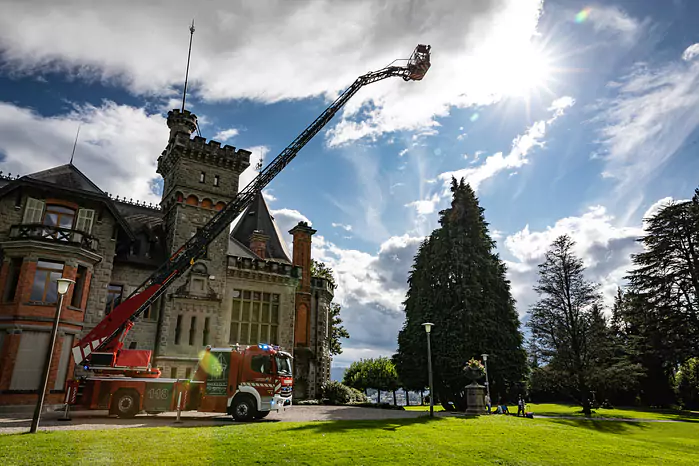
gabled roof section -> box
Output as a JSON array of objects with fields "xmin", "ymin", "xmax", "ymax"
[
  {"xmin": 229, "ymin": 193, "xmax": 292, "ymax": 263},
  {"xmin": 25, "ymin": 163, "xmax": 105, "ymax": 195}
]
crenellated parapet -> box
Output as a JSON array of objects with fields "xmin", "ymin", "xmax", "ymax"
[
  {"xmin": 158, "ymin": 133, "xmax": 251, "ymax": 175},
  {"xmin": 310, "ymin": 276, "xmax": 335, "ymax": 296},
  {"xmin": 227, "ymin": 256, "xmax": 302, "ymax": 284}
]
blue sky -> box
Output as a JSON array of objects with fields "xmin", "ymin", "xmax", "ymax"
[{"xmin": 1, "ymin": 0, "xmax": 698, "ymax": 379}]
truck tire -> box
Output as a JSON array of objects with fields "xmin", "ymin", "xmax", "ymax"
[
  {"xmin": 254, "ymin": 410, "xmax": 270, "ymax": 420},
  {"xmin": 112, "ymin": 390, "xmax": 140, "ymax": 418},
  {"xmin": 231, "ymin": 396, "xmax": 255, "ymax": 422}
]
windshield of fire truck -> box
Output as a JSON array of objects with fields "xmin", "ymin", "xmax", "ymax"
[{"xmin": 275, "ymin": 356, "xmax": 292, "ymax": 376}]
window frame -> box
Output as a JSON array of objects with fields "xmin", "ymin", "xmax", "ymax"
[
  {"xmin": 43, "ymin": 204, "xmax": 76, "ymax": 229},
  {"xmin": 105, "ymin": 284, "xmax": 124, "ymax": 315},
  {"xmin": 229, "ymin": 290, "xmax": 280, "ymax": 345},
  {"xmin": 30, "ymin": 260, "xmax": 64, "ymax": 304}
]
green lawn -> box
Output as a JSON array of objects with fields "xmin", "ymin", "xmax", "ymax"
[
  {"xmin": 528, "ymin": 403, "xmax": 699, "ymax": 422},
  {"xmin": 2, "ymin": 414, "xmax": 699, "ymax": 465},
  {"xmin": 404, "ymin": 405, "xmax": 446, "ymax": 412}
]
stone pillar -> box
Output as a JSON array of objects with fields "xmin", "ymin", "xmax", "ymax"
[
  {"xmin": 465, "ymin": 382, "xmax": 486, "ymax": 416},
  {"xmin": 289, "ymin": 222, "xmax": 316, "ymax": 348}
]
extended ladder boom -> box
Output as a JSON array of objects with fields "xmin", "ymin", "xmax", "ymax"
[{"xmin": 73, "ymin": 44, "xmax": 431, "ymax": 367}]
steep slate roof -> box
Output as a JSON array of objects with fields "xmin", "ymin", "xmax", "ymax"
[
  {"xmin": 0, "ymin": 163, "xmax": 136, "ymax": 240},
  {"xmin": 229, "ymin": 193, "xmax": 291, "ymax": 263},
  {"xmin": 25, "ymin": 163, "xmax": 106, "ymax": 195}
]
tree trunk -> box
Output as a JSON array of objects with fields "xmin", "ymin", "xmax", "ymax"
[
  {"xmin": 377, "ymin": 390, "xmax": 381, "ymax": 404},
  {"xmin": 420, "ymin": 389, "xmax": 424, "ymax": 405},
  {"xmin": 392, "ymin": 390, "xmax": 397, "ymax": 406},
  {"xmin": 405, "ymin": 389, "xmax": 410, "ymax": 406}
]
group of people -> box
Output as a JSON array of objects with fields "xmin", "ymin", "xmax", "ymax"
[{"xmin": 484, "ymin": 394, "xmax": 528, "ymax": 417}]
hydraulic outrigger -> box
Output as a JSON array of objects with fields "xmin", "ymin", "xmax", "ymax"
[{"xmin": 72, "ymin": 44, "xmax": 431, "ymax": 377}]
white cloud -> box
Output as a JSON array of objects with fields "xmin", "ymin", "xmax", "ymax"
[
  {"xmin": 436, "ymin": 96, "xmax": 574, "ymax": 193},
  {"xmin": 238, "ymin": 145, "xmax": 269, "ymax": 191},
  {"xmin": 594, "ymin": 48, "xmax": 699, "ymax": 209},
  {"xmin": 0, "ymin": 101, "xmax": 167, "ymax": 203},
  {"xmin": 503, "ymin": 205, "xmax": 643, "ymax": 315},
  {"xmin": 262, "ymin": 190, "xmax": 276, "ymax": 202},
  {"xmin": 0, "ymin": 0, "xmax": 545, "ymax": 147},
  {"xmin": 682, "ymin": 43, "xmax": 699, "ymax": 61},
  {"xmin": 587, "ymin": 5, "xmax": 642, "ymax": 42},
  {"xmin": 212, "ymin": 128, "xmax": 239, "ymax": 142},
  {"xmin": 405, "ymin": 194, "xmax": 441, "ymax": 215},
  {"xmin": 331, "ymin": 222, "xmax": 353, "ymax": 232}
]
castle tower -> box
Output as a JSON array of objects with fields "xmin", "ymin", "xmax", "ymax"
[
  {"xmin": 289, "ymin": 221, "xmax": 316, "ymax": 348},
  {"xmin": 154, "ymin": 108, "xmax": 251, "ymax": 374}
]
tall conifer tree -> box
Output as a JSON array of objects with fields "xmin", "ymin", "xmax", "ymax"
[{"xmin": 395, "ymin": 178, "xmax": 526, "ymax": 410}]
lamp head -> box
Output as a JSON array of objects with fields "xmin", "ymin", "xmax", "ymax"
[
  {"xmin": 56, "ymin": 278, "xmax": 75, "ymax": 296},
  {"xmin": 422, "ymin": 322, "xmax": 434, "ymax": 334},
  {"xmin": 481, "ymin": 353, "xmax": 489, "ymax": 361}
]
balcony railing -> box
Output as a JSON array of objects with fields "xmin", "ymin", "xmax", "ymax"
[{"xmin": 8, "ymin": 224, "xmax": 99, "ymax": 252}]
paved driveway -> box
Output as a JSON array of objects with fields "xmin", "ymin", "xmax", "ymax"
[{"xmin": 0, "ymin": 405, "xmax": 427, "ymax": 435}]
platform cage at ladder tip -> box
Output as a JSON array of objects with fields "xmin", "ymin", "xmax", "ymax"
[{"xmin": 406, "ymin": 44, "xmax": 431, "ymax": 81}]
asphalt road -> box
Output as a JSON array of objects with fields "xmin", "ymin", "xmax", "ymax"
[{"xmin": 0, "ymin": 405, "xmax": 426, "ymax": 435}]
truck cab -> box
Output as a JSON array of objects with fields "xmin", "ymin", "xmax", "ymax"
[{"xmin": 194, "ymin": 344, "xmax": 293, "ymax": 421}]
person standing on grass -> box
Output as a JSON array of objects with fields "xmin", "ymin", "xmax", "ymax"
[
  {"xmin": 517, "ymin": 395, "xmax": 525, "ymax": 417},
  {"xmin": 484, "ymin": 394, "xmax": 491, "ymax": 414}
]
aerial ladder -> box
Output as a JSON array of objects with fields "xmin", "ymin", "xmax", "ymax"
[{"xmin": 72, "ymin": 44, "xmax": 432, "ymax": 376}]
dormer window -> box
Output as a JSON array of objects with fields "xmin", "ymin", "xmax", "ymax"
[
  {"xmin": 44, "ymin": 205, "xmax": 75, "ymax": 229},
  {"xmin": 199, "ymin": 172, "xmax": 205, "ymax": 183}
]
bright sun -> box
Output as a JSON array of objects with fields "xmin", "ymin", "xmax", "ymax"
[{"xmin": 503, "ymin": 45, "xmax": 554, "ymax": 98}]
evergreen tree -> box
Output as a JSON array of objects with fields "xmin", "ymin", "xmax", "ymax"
[
  {"xmin": 620, "ymin": 192, "xmax": 699, "ymax": 405},
  {"xmin": 528, "ymin": 235, "xmax": 604, "ymax": 415},
  {"xmin": 396, "ymin": 178, "xmax": 526, "ymax": 410}
]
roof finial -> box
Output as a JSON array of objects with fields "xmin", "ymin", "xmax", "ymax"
[
  {"xmin": 69, "ymin": 124, "xmax": 81, "ymax": 165},
  {"xmin": 181, "ymin": 19, "xmax": 195, "ymax": 113}
]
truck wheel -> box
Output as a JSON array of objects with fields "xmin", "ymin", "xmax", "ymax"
[
  {"xmin": 232, "ymin": 397, "xmax": 255, "ymax": 422},
  {"xmin": 113, "ymin": 390, "xmax": 140, "ymax": 418},
  {"xmin": 254, "ymin": 410, "xmax": 270, "ymax": 420}
]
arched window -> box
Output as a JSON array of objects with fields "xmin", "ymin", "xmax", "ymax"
[
  {"xmin": 201, "ymin": 198, "xmax": 213, "ymax": 209},
  {"xmin": 176, "ymin": 192, "xmax": 184, "ymax": 203},
  {"xmin": 215, "ymin": 201, "xmax": 226, "ymax": 211},
  {"xmin": 185, "ymin": 194, "xmax": 199, "ymax": 206}
]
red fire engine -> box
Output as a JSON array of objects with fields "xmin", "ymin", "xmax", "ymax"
[
  {"xmin": 67, "ymin": 344, "xmax": 293, "ymax": 421},
  {"xmin": 65, "ymin": 44, "xmax": 431, "ymax": 420}
]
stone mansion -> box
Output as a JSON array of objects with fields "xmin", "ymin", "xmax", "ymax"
[{"xmin": 0, "ymin": 108, "xmax": 333, "ymax": 406}]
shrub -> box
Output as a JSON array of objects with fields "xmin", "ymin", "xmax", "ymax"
[
  {"xmin": 676, "ymin": 358, "xmax": 699, "ymax": 410},
  {"xmin": 349, "ymin": 387, "xmax": 367, "ymax": 403},
  {"xmin": 321, "ymin": 381, "xmax": 354, "ymax": 405}
]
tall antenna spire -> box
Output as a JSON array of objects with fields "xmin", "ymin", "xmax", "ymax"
[
  {"xmin": 181, "ymin": 19, "xmax": 195, "ymax": 112},
  {"xmin": 69, "ymin": 124, "xmax": 81, "ymax": 165}
]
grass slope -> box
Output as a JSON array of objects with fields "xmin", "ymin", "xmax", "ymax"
[
  {"xmin": 527, "ymin": 403, "xmax": 699, "ymax": 422},
  {"xmin": 2, "ymin": 415, "xmax": 699, "ymax": 465}
]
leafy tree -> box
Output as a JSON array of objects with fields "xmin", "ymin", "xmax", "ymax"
[
  {"xmin": 396, "ymin": 178, "xmax": 527, "ymax": 411},
  {"xmin": 528, "ymin": 235, "xmax": 607, "ymax": 415},
  {"xmin": 310, "ymin": 260, "xmax": 348, "ymax": 355},
  {"xmin": 311, "ymin": 259, "xmax": 336, "ymax": 288},
  {"xmin": 328, "ymin": 303, "xmax": 349, "ymax": 356},
  {"xmin": 620, "ymin": 191, "xmax": 699, "ymax": 406},
  {"xmin": 676, "ymin": 357, "xmax": 699, "ymax": 410},
  {"xmin": 343, "ymin": 357, "xmax": 399, "ymax": 404}
]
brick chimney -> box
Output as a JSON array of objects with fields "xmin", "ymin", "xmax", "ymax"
[
  {"xmin": 248, "ymin": 230, "xmax": 270, "ymax": 259},
  {"xmin": 289, "ymin": 221, "xmax": 316, "ymax": 347}
]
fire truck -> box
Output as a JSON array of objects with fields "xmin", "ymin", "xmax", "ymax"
[
  {"xmin": 65, "ymin": 44, "xmax": 431, "ymax": 420},
  {"xmin": 67, "ymin": 344, "xmax": 293, "ymax": 421}
]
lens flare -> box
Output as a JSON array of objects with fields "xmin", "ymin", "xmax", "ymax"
[
  {"xmin": 198, "ymin": 350, "xmax": 223, "ymax": 376},
  {"xmin": 575, "ymin": 7, "xmax": 592, "ymax": 23},
  {"xmin": 470, "ymin": 113, "xmax": 479, "ymax": 122}
]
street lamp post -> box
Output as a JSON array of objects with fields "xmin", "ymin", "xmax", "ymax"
[
  {"xmin": 30, "ymin": 278, "xmax": 75, "ymax": 434},
  {"xmin": 422, "ymin": 322, "xmax": 435, "ymax": 418},
  {"xmin": 481, "ymin": 353, "xmax": 490, "ymax": 400},
  {"xmin": 481, "ymin": 353, "xmax": 490, "ymax": 414}
]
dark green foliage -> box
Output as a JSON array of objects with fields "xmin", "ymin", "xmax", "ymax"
[
  {"xmin": 343, "ymin": 357, "xmax": 399, "ymax": 402},
  {"xmin": 311, "ymin": 259, "xmax": 336, "ymax": 288},
  {"xmin": 528, "ymin": 235, "xmax": 643, "ymax": 414},
  {"xmin": 676, "ymin": 358, "xmax": 699, "ymax": 410},
  {"xmin": 617, "ymin": 191, "xmax": 699, "ymax": 406},
  {"xmin": 321, "ymin": 381, "xmax": 355, "ymax": 405},
  {"xmin": 395, "ymin": 178, "xmax": 527, "ymax": 410},
  {"xmin": 328, "ymin": 303, "xmax": 349, "ymax": 356}
]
